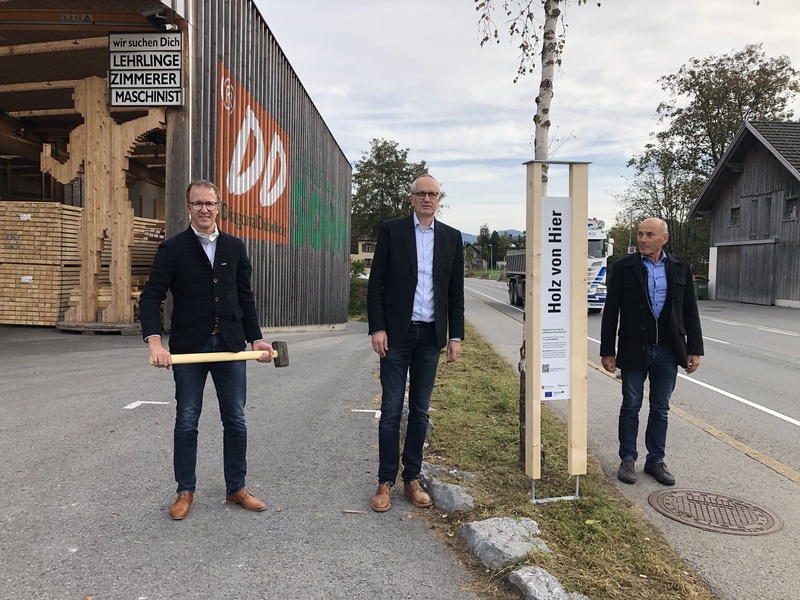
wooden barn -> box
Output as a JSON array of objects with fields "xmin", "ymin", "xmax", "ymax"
[
  {"xmin": 0, "ymin": 0, "xmax": 351, "ymax": 331},
  {"xmin": 689, "ymin": 121, "xmax": 800, "ymax": 308}
]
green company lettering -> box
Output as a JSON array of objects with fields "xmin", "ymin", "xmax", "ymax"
[{"xmin": 290, "ymin": 156, "xmax": 348, "ymax": 253}]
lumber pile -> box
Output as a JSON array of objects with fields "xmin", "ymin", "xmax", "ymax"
[{"xmin": 0, "ymin": 201, "xmax": 163, "ymax": 326}]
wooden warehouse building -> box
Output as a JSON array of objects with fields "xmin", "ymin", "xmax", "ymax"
[
  {"xmin": 690, "ymin": 121, "xmax": 800, "ymax": 308},
  {"xmin": 0, "ymin": 0, "xmax": 351, "ymax": 331}
]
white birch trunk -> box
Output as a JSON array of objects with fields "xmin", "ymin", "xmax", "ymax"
[{"xmin": 520, "ymin": 1, "xmax": 561, "ymax": 462}]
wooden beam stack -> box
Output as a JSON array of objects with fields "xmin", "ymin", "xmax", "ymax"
[{"xmin": 0, "ymin": 200, "xmax": 163, "ymax": 326}]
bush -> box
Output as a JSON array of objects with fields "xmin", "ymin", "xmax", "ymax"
[
  {"xmin": 349, "ymin": 277, "xmax": 368, "ymax": 321},
  {"xmin": 350, "ymin": 260, "xmax": 367, "ymax": 278}
]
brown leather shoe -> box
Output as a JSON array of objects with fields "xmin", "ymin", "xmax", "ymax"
[
  {"xmin": 225, "ymin": 488, "xmax": 267, "ymax": 511},
  {"xmin": 371, "ymin": 482, "xmax": 392, "ymax": 512},
  {"xmin": 170, "ymin": 491, "xmax": 193, "ymax": 520},
  {"xmin": 403, "ymin": 480, "xmax": 433, "ymax": 508}
]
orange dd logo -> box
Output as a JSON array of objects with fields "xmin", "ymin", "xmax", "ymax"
[{"xmin": 215, "ymin": 65, "xmax": 289, "ymax": 243}]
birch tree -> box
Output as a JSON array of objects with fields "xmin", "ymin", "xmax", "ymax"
[
  {"xmin": 475, "ymin": 0, "xmax": 598, "ymax": 461},
  {"xmin": 476, "ymin": 0, "xmax": 597, "ymax": 188}
]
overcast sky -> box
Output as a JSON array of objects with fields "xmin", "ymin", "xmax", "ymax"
[{"xmin": 253, "ymin": 0, "xmax": 799, "ymax": 237}]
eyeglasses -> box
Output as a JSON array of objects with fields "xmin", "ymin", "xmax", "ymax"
[
  {"xmin": 411, "ymin": 191, "xmax": 440, "ymax": 199},
  {"xmin": 188, "ymin": 201, "xmax": 220, "ymax": 210}
]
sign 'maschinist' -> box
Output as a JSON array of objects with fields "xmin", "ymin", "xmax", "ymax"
[{"xmin": 108, "ymin": 32, "xmax": 183, "ymax": 106}]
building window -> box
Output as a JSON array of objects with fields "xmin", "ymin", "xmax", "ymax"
[
  {"xmin": 784, "ymin": 197, "xmax": 798, "ymax": 221},
  {"xmin": 362, "ymin": 243, "xmax": 375, "ymax": 253},
  {"xmin": 729, "ymin": 206, "xmax": 740, "ymax": 227}
]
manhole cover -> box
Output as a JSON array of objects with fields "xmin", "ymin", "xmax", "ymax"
[{"xmin": 648, "ymin": 489, "xmax": 783, "ymax": 536}]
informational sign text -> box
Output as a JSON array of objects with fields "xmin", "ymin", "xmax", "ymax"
[{"xmin": 108, "ymin": 32, "xmax": 183, "ymax": 106}]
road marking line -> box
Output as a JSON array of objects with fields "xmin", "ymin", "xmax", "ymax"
[
  {"xmin": 589, "ymin": 336, "xmax": 798, "ymax": 427},
  {"xmin": 670, "ymin": 405, "xmax": 800, "ymax": 486},
  {"xmin": 702, "ymin": 316, "xmax": 800, "ymax": 337},
  {"xmin": 702, "ymin": 336, "xmax": 729, "ymax": 344},
  {"xmin": 351, "ymin": 409, "xmax": 380, "ymax": 418},
  {"xmin": 587, "ymin": 360, "xmax": 800, "ymax": 486},
  {"xmin": 675, "ymin": 373, "xmax": 800, "ymax": 427},
  {"xmin": 472, "ymin": 294, "xmax": 800, "ymax": 471},
  {"xmin": 123, "ymin": 401, "xmax": 170, "ymax": 409}
]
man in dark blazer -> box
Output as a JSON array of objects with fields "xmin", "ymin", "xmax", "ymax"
[
  {"xmin": 600, "ymin": 217, "xmax": 703, "ymax": 487},
  {"xmin": 140, "ymin": 179, "xmax": 274, "ymax": 520},
  {"xmin": 367, "ymin": 173, "xmax": 465, "ymax": 512}
]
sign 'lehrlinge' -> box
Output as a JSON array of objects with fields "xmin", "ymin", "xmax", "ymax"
[{"xmin": 108, "ymin": 32, "xmax": 183, "ymax": 106}]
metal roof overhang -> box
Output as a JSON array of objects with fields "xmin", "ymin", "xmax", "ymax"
[{"xmin": 0, "ymin": 1, "xmax": 188, "ymax": 188}]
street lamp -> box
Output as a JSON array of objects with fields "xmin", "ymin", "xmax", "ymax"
[{"xmin": 489, "ymin": 244, "xmax": 493, "ymax": 273}]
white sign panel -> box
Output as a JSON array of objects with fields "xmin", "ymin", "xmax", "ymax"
[
  {"xmin": 108, "ymin": 32, "xmax": 183, "ymax": 106},
  {"xmin": 539, "ymin": 196, "xmax": 571, "ymax": 400}
]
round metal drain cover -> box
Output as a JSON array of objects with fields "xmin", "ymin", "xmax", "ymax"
[{"xmin": 648, "ymin": 489, "xmax": 782, "ymax": 536}]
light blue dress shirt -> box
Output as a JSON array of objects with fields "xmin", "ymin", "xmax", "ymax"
[
  {"xmin": 641, "ymin": 250, "xmax": 667, "ymax": 318},
  {"xmin": 411, "ymin": 213, "xmax": 435, "ymax": 323}
]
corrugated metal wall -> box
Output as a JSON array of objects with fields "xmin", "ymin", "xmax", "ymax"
[{"xmin": 189, "ymin": 0, "xmax": 351, "ymax": 329}]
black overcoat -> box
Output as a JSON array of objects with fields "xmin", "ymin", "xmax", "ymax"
[{"xmin": 600, "ymin": 251, "xmax": 703, "ymax": 370}]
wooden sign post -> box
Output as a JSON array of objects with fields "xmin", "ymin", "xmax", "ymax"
[{"xmin": 524, "ymin": 160, "xmax": 589, "ymax": 503}]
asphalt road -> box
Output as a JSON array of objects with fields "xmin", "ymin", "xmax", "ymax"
[
  {"xmin": 3, "ymin": 284, "xmax": 798, "ymax": 600},
  {"xmin": 464, "ymin": 277, "xmax": 800, "ymax": 600},
  {"xmin": 0, "ymin": 324, "xmax": 481, "ymax": 600}
]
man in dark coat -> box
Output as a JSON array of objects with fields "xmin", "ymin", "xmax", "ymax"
[
  {"xmin": 367, "ymin": 174, "xmax": 465, "ymax": 512},
  {"xmin": 140, "ymin": 179, "xmax": 273, "ymax": 520},
  {"xmin": 600, "ymin": 217, "xmax": 704, "ymax": 486}
]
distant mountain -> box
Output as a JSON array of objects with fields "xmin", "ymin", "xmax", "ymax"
[{"xmin": 461, "ymin": 229, "xmax": 524, "ymax": 245}]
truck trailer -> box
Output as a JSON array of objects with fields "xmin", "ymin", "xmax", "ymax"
[{"xmin": 505, "ymin": 218, "xmax": 614, "ymax": 313}]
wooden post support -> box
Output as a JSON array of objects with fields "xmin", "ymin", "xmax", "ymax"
[
  {"xmin": 523, "ymin": 160, "xmax": 589, "ymax": 484},
  {"xmin": 40, "ymin": 76, "xmax": 164, "ymax": 324}
]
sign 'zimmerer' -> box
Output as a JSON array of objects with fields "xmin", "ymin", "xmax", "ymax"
[{"xmin": 108, "ymin": 32, "xmax": 183, "ymax": 106}]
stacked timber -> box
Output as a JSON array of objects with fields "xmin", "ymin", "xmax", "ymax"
[
  {"xmin": 0, "ymin": 201, "xmax": 80, "ymax": 326},
  {"xmin": 0, "ymin": 201, "xmax": 163, "ymax": 326}
]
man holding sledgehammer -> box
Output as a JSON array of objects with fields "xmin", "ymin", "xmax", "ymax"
[{"xmin": 140, "ymin": 179, "xmax": 274, "ymax": 520}]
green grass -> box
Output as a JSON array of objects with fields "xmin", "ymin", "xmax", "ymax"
[{"xmin": 426, "ymin": 323, "xmax": 719, "ymax": 599}]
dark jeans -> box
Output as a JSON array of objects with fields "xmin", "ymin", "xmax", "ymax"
[
  {"xmin": 378, "ymin": 322, "xmax": 441, "ymax": 484},
  {"xmin": 618, "ymin": 344, "xmax": 678, "ymax": 463},
  {"xmin": 172, "ymin": 334, "xmax": 248, "ymax": 495}
]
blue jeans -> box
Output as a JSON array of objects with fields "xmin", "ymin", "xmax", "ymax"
[
  {"xmin": 378, "ymin": 322, "xmax": 441, "ymax": 484},
  {"xmin": 172, "ymin": 334, "xmax": 248, "ymax": 495},
  {"xmin": 618, "ymin": 344, "xmax": 678, "ymax": 463}
]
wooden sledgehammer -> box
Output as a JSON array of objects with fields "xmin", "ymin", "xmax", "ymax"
[{"xmin": 149, "ymin": 340, "xmax": 289, "ymax": 367}]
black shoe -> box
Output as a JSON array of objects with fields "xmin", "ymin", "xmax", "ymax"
[
  {"xmin": 644, "ymin": 461, "xmax": 675, "ymax": 486},
  {"xmin": 617, "ymin": 459, "xmax": 636, "ymax": 484}
]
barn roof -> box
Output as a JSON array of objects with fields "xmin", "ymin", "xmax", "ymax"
[{"xmin": 689, "ymin": 121, "xmax": 800, "ymax": 218}]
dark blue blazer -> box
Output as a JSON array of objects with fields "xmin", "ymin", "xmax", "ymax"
[
  {"xmin": 139, "ymin": 227, "xmax": 262, "ymax": 354},
  {"xmin": 367, "ymin": 215, "xmax": 465, "ymax": 350}
]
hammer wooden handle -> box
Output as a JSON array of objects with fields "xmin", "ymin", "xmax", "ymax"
[{"xmin": 150, "ymin": 351, "xmax": 277, "ymax": 365}]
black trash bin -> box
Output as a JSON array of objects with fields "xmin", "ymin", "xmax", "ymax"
[{"xmin": 693, "ymin": 275, "xmax": 709, "ymax": 300}]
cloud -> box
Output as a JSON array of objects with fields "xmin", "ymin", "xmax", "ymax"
[{"xmin": 255, "ymin": 0, "xmax": 800, "ymax": 235}]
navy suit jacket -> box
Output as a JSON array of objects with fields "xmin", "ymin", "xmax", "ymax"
[
  {"xmin": 367, "ymin": 215, "xmax": 465, "ymax": 350},
  {"xmin": 600, "ymin": 251, "xmax": 703, "ymax": 370},
  {"xmin": 139, "ymin": 227, "xmax": 262, "ymax": 354}
]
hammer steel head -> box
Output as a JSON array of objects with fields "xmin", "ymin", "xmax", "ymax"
[{"xmin": 272, "ymin": 340, "xmax": 289, "ymax": 367}]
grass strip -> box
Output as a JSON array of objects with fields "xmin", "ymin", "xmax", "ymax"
[{"xmin": 425, "ymin": 322, "xmax": 719, "ymax": 599}]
